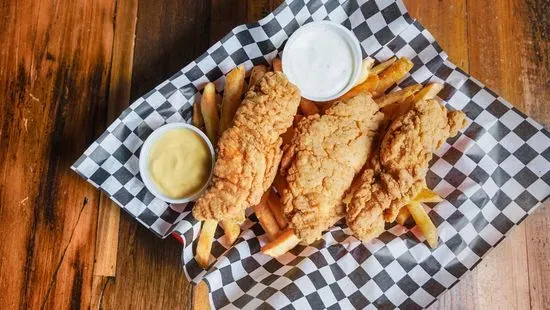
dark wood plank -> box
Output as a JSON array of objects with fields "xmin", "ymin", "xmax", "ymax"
[
  {"xmin": 91, "ymin": 0, "xmax": 139, "ymax": 306},
  {"xmin": 0, "ymin": 0, "xmax": 116, "ymax": 308},
  {"xmin": 210, "ymin": 0, "xmax": 248, "ymax": 44},
  {"xmin": 98, "ymin": 0, "xmax": 212, "ymax": 308},
  {"xmin": 130, "ymin": 0, "xmax": 212, "ymax": 101},
  {"xmin": 247, "ymin": 0, "xmax": 273, "ymax": 22},
  {"xmin": 94, "ymin": 0, "xmax": 139, "ymax": 278},
  {"xmin": 100, "ymin": 223, "xmax": 195, "ymax": 309}
]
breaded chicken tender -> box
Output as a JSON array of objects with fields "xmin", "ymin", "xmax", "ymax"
[
  {"xmin": 347, "ymin": 99, "xmax": 467, "ymax": 242},
  {"xmin": 193, "ymin": 72, "xmax": 301, "ymax": 223},
  {"xmin": 280, "ymin": 93, "xmax": 384, "ymax": 244}
]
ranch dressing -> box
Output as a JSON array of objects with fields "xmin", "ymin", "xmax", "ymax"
[{"xmin": 283, "ymin": 21, "xmax": 362, "ymax": 101}]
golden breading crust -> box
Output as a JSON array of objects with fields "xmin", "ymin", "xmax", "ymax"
[
  {"xmin": 193, "ymin": 72, "xmax": 301, "ymax": 223},
  {"xmin": 281, "ymin": 93, "xmax": 384, "ymax": 245},
  {"xmin": 347, "ymin": 99, "xmax": 467, "ymax": 242}
]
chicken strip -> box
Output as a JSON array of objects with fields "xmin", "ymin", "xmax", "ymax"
[
  {"xmin": 347, "ymin": 99, "xmax": 467, "ymax": 242},
  {"xmin": 281, "ymin": 93, "xmax": 384, "ymax": 244},
  {"xmin": 193, "ymin": 72, "xmax": 301, "ymax": 223}
]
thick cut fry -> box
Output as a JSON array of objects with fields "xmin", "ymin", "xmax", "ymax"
[
  {"xmin": 267, "ymin": 190, "xmax": 288, "ymax": 229},
  {"xmin": 294, "ymin": 114, "xmax": 304, "ymax": 125},
  {"xmin": 335, "ymin": 74, "xmax": 379, "ymax": 102},
  {"xmin": 414, "ymin": 188, "xmax": 443, "ymax": 203},
  {"xmin": 318, "ymin": 102, "xmax": 335, "ymax": 114},
  {"xmin": 220, "ymin": 221, "xmax": 240, "ymax": 244},
  {"xmin": 196, "ymin": 219, "xmax": 218, "ymax": 268},
  {"xmin": 192, "ymin": 101, "xmax": 204, "ymax": 129},
  {"xmin": 371, "ymin": 57, "xmax": 397, "ymax": 75},
  {"xmin": 281, "ymin": 126, "xmax": 294, "ymax": 145},
  {"xmin": 254, "ymin": 193, "xmax": 281, "ymax": 240},
  {"xmin": 407, "ymin": 201, "xmax": 438, "ymax": 248},
  {"xmin": 411, "ymin": 83, "xmax": 444, "ymax": 102},
  {"xmin": 219, "ymin": 65, "xmax": 246, "ymax": 134},
  {"xmin": 299, "ymin": 98, "xmax": 320, "ymax": 116},
  {"xmin": 376, "ymin": 84, "xmax": 423, "ymax": 108},
  {"xmin": 216, "ymin": 93, "xmax": 222, "ymax": 112},
  {"xmin": 396, "ymin": 207, "xmax": 411, "ymax": 225},
  {"xmin": 261, "ymin": 228, "xmax": 300, "ymax": 257},
  {"xmin": 354, "ymin": 57, "xmax": 375, "ymax": 86},
  {"xmin": 272, "ymin": 172, "xmax": 289, "ymax": 195},
  {"xmin": 272, "ymin": 58, "xmax": 282, "ymax": 72},
  {"xmin": 248, "ymin": 65, "xmax": 268, "ymax": 90},
  {"xmin": 375, "ymin": 58, "xmax": 414, "ymax": 95},
  {"xmin": 200, "ymin": 83, "xmax": 220, "ymax": 145}
]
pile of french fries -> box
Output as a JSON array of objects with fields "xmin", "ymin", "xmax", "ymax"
[{"xmin": 192, "ymin": 56, "xmax": 447, "ymax": 267}]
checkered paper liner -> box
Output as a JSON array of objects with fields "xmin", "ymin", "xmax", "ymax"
[{"xmin": 72, "ymin": 0, "xmax": 550, "ymax": 308}]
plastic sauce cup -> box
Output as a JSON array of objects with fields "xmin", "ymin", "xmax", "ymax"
[
  {"xmin": 282, "ymin": 21, "xmax": 362, "ymax": 102},
  {"xmin": 138, "ymin": 123, "xmax": 215, "ymax": 204}
]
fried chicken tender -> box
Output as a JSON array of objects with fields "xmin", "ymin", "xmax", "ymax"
[
  {"xmin": 281, "ymin": 93, "xmax": 384, "ymax": 244},
  {"xmin": 193, "ymin": 72, "xmax": 301, "ymax": 223},
  {"xmin": 347, "ymin": 99, "xmax": 467, "ymax": 242}
]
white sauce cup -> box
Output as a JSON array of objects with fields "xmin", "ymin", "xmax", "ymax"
[{"xmin": 282, "ymin": 21, "xmax": 362, "ymax": 102}]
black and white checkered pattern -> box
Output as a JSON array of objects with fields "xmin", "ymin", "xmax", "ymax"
[{"xmin": 72, "ymin": 0, "xmax": 550, "ymax": 308}]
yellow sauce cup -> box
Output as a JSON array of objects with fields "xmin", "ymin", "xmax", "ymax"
[{"xmin": 138, "ymin": 123, "xmax": 215, "ymax": 204}]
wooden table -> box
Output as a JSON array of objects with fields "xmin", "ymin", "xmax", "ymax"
[{"xmin": 1, "ymin": 0, "xmax": 548, "ymax": 309}]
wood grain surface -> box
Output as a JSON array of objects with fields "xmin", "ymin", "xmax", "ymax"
[{"xmin": 0, "ymin": 0, "xmax": 547, "ymax": 309}]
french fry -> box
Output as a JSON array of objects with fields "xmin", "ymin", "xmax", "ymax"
[
  {"xmin": 396, "ymin": 207, "xmax": 411, "ymax": 226},
  {"xmin": 219, "ymin": 65, "xmax": 246, "ymax": 134},
  {"xmin": 354, "ymin": 57, "xmax": 375, "ymax": 86},
  {"xmin": 192, "ymin": 101, "xmax": 204, "ymax": 129},
  {"xmin": 371, "ymin": 57, "xmax": 397, "ymax": 75},
  {"xmin": 272, "ymin": 58, "xmax": 282, "ymax": 72},
  {"xmin": 272, "ymin": 172, "xmax": 289, "ymax": 195},
  {"xmin": 200, "ymin": 83, "xmax": 220, "ymax": 145},
  {"xmin": 267, "ymin": 190, "xmax": 288, "ymax": 229},
  {"xmin": 318, "ymin": 102, "xmax": 335, "ymax": 114},
  {"xmin": 220, "ymin": 220, "xmax": 240, "ymax": 245},
  {"xmin": 216, "ymin": 93, "xmax": 222, "ymax": 112},
  {"xmin": 254, "ymin": 192, "xmax": 281, "ymax": 240},
  {"xmin": 196, "ymin": 219, "xmax": 218, "ymax": 268},
  {"xmin": 261, "ymin": 228, "xmax": 300, "ymax": 257},
  {"xmin": 407, "ymin": 201, "xmax": 438, "ymax": 248},
  {"xmin": 335, "ymin": 74, "xmax": 379, "ymax": 102},
  {"xmin": 394, "ymin": 187, "xmax": 442, "ymax": 225},
  {"xmin": 376, "ymin": 84, "xmax": 422, "ymax": 108},
  {"xmin": 281, "ymin": 126, "xmax": 294, "ymax": 145},
  {"xmin": 249, "ymin": 65, "xmax": 268, "ymax": 90},
  {"xmin": 375, "ymin": 58, "xmax": 414, "ymax": 95},
  {"xmin": 411, "ymin": 83, "xmax": 444, "ymax": 102},
  {"xmin": 299, "ymin": 98, "xmax": 320, "ymax": 116},
  {"xmin": 414, "ymin": 188, "xmax": 443, "ymax": 203},
  {"xmin": 294, "ymin": 114, "xmax": 304, "ymax": 125},
  {"xmin": 396, "ymin": 187, "xmax": 442, "ymax": 225}
]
